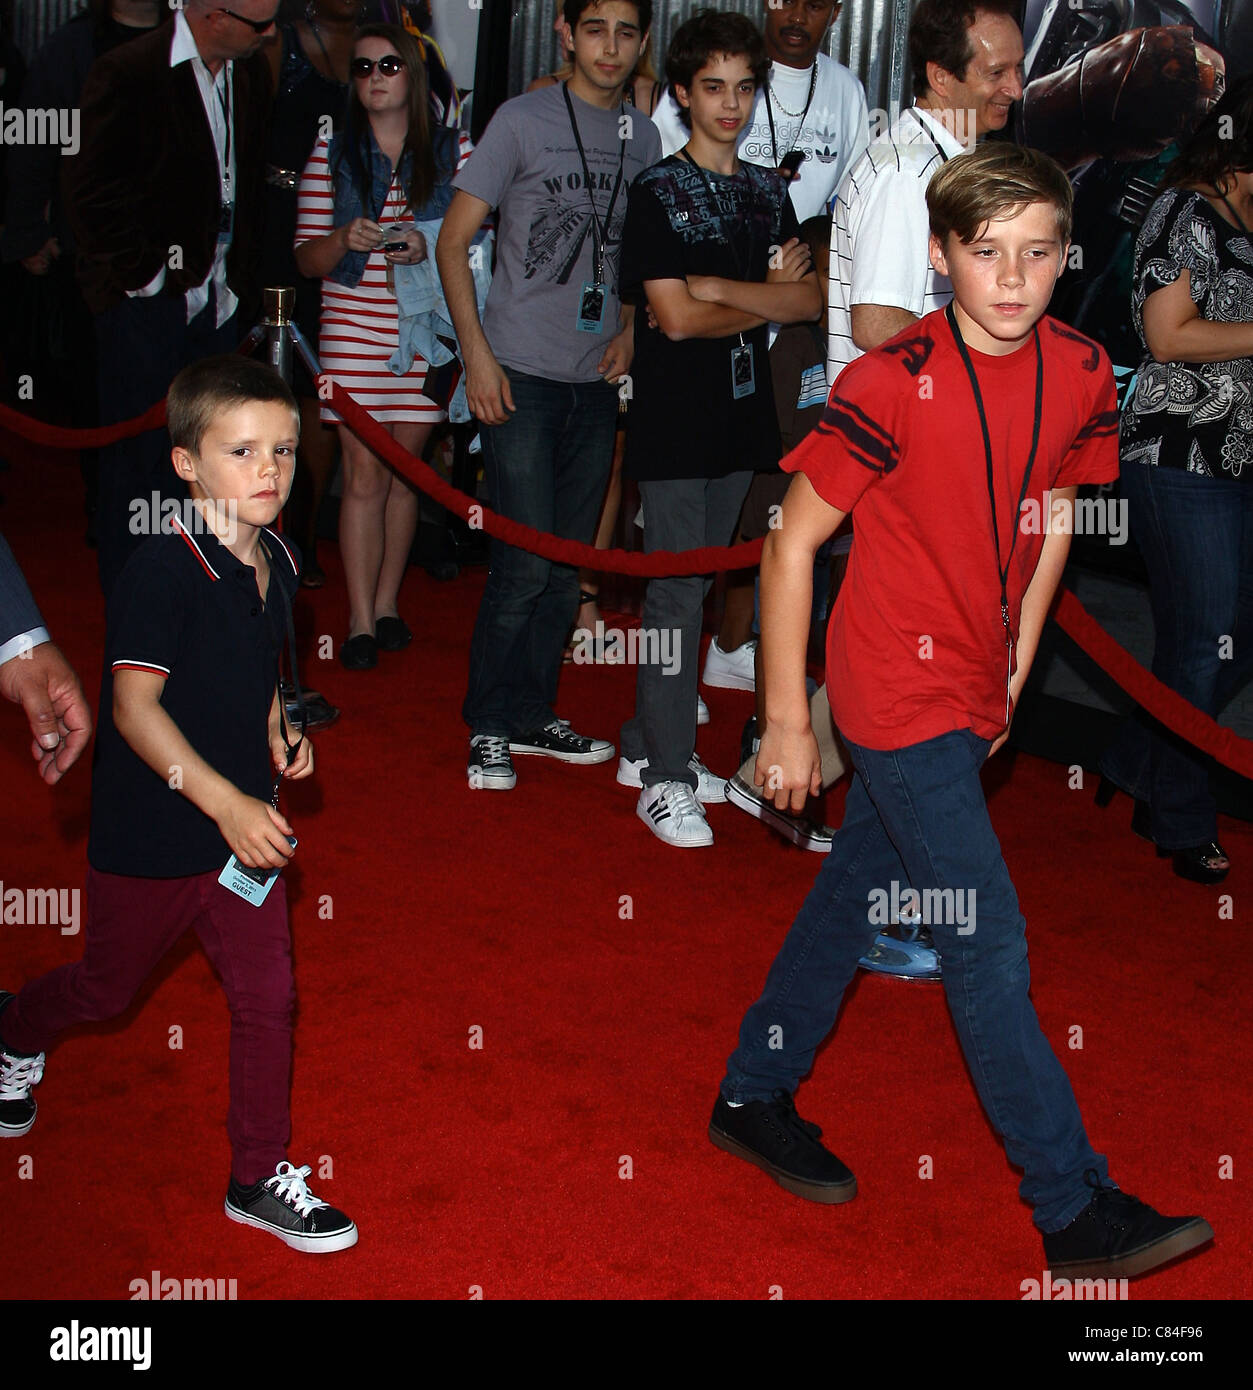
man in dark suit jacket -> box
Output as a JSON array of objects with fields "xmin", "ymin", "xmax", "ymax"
[{"xmin": 64, "ymin": 0, "xmax": 276, "ymax": 597}]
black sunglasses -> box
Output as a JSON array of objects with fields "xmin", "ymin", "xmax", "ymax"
[
  {"xmin": 213, "ymin": 7, "xmax": 279, "ymax": 33},
  {"xmin": 351, "ymin": 55, "xmax": 407, "ymax": 78}
]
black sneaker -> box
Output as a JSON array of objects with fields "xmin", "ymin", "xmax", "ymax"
[
  {"xmin": 509, "ymin": 718, "xmax": 613, "ymax": 764},
  {"xmin": 0, "ymin": 991, "xmax": 45, "ymax": 1139},
  {"xmin": 709, "ymin": 1090, "xmax": 856, "ymax": 1204},
  {"xmin": 467, "ymin": 734, "xmax": 516, "ymax": 790},
  {"xmin": 1043, "ymin": 1171, "xmax": 1213, "ymax": 1279},
  {"xmin": 225, "ymin": 1161, "xmax": 358, "ymax": 1253}
]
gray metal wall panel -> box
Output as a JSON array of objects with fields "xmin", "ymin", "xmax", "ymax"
[{"xmin": 505, "ymin": 0, "xmax": 914, "ymax": 114}]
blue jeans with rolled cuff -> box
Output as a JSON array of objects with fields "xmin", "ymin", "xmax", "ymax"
[{"xmin": 722, "ymin": 727, "xmax": 1108, "ymax": 1233}]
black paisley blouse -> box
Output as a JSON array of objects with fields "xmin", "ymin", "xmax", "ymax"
[{"xmin": 1121, "ymin": 187, "xmax": 1253, "ymax": 483}]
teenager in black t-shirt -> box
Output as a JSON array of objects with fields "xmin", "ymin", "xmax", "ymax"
[{"xmin": 616, "ymin": 11, "xmax": 822, "ymax": 848}]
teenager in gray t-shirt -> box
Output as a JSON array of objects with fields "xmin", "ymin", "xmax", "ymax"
[
  {"xmin": 435, "ymin": 0, "xmax": 661, "ymax": 791},
  {"xmin": 453, "ymin": 82, "xmax": 660, "ymax": 382}
]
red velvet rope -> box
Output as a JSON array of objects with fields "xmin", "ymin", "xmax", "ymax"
[
  {"xmin": 1052, "ymin": 589, "xmax": 1253, "ymax": 779},
  {"xmin": 2, "ymin": 389, "xmax": 1250, "ymax": 779}
]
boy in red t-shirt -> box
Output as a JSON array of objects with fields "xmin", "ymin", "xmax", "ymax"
[{"xmin": 709, "ymin": 144, "xmax": 1213, "ymax": 1279}]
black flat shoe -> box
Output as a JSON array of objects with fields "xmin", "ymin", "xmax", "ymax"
[
  {"xmin": 339, "ymin": 633, "xmax": 378, "ymax": 670},
  {"xmin": 1160, "ymin": 842, "xmax": 1230, "ymax": 884},
  {"xmin": 374, "ymin": 616, "xmax": 412, "ymax": 652}
]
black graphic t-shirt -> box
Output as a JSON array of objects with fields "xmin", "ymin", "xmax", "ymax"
[
  {"xmin": 1122, "ymin": 188, "xmax": 1253, "ymax": 482},
  {"xmin": 620, "ymin": 155, "xmax": 800, "ymax": 480},
  {"xmin": 453, "ymin": 83, "xmax": 661, "ymax": 383}
]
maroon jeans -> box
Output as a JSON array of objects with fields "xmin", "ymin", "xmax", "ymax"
[{"xmin": 1, "ymin": 866, "xmax": 294, "ymax": 1185}]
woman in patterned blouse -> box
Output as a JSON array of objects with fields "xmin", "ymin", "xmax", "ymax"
[{"xmin": 1099, "ymin": 76, "xmax": 1253, "ymax": 883}]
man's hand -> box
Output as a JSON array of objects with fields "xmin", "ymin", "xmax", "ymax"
[
  {"xmin": 597, "ymin": 324, "xmax": 633, "ymax": 383},
  {"xmin": 754, "ymin": 723, "xmax": 822, "ymax": 813},
  {"xmin": 766, "ymin": 238, "xmax": 813, "ymax": 285},
  {"xmin": 271, "ymin": 736, "xmax": 314, "ymax": 781},
  {"xmin": 0, "ymin": 641, "xmax": 92, "ymax": 785},
  {"xmin": 216, "ymin": 791, "xmax": 296, "ymax": 870},
  {"xmin": 465, "ymin": 346, "xmax": 516, "ymax": 425},
  {"xmin": 21, "ymin": 237, "xmax": 60, "ymax": 276}
]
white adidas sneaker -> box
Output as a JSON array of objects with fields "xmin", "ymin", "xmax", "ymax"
[
  {"xmin": 617, "ymin": 753, "xmax": 728, "ymax": 803},
  {"xmin": 637, "ymin": 781, "xmax": 714, "ymax": 847}
]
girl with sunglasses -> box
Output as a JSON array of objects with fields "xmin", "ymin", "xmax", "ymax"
[{"xmin": 294, "ymin": 22, "xmax": 470, "ymax": 670}]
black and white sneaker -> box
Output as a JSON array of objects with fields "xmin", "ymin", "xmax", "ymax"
[
  {"xmin": 467, "ymin": 734, "xmax": 516, "ymax": 790},
  {"xmin": 637, "ymin": 781, "xmax": 714, "ymax": 847},
  {"xmin": 725, "ymin": 772, "xmax": 835, "ymax": 852},
  {"xmin": 225, "ymin": 1161, "xmax": 358, "ymax": 1253},
  {"xmin": 0, "ymin": 991, "xmax": 43, "ymax": 1139},
  {"xmin": 509, "ymin": 718, "xmax": 614, "ymax": 764}
]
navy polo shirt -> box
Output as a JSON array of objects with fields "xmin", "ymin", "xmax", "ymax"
[{"xmin": 88, "ymin": 518, "xmax": 301, "ymax": 878}]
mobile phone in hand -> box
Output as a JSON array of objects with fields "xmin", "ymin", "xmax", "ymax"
[{"xmin": 780, "ymin": 150, "xmax": 805, "ymax": 178}]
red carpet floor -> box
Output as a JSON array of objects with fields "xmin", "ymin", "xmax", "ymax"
[{"xmin": 0, "ymin": 434, "xmax": 1248, "ymax": 1301}]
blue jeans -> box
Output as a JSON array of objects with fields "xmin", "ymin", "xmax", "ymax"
[
  {"xmin": 722, "ymin": 728, "xmax": 1107, "ymax": 1233},
  {"xmin": 463, "ymin": 369, "xmax": 618, "ymax": 737},
  {"xmin": 1100, "ymin": 462, "xmax": 1253, "ymax": 847}
]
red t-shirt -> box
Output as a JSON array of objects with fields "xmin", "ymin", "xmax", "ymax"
[{"xmin": 783, "ymin": 310, "xmax": 1119, "ymax": 750}]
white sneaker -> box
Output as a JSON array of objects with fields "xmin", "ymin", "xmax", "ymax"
[
  {"xmin": 637, "ymin": 781, "xmax": 714, "ymax": 847},
  {"xmin": 696, "ymin": 694, "xmax": 710, "ymax": 725},
  {"xmin": 617, "ymin": 754, "xmax": 727, "ymax": 803},
  {"xmin": 703, "ymin": 637, "xmax": 757, "ymax": 692}
]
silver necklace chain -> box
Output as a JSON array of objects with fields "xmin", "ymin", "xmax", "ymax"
[{"xmin": 767, "ymin": 61, "xmax": 817, "ymax": 119}]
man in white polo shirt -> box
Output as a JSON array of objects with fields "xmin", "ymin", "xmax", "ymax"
[
  {"xmin": 652, "ymin": 0, "xmax": 868, "ymax": 221},
  {"xmin": 827, "ymin": 0, "xmax": 1024, "ymax": 381}
]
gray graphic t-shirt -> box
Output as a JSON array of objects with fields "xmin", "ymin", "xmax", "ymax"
[{"xmin": 453, "ymin": 83, "xmax": 662, "ymax": 383}]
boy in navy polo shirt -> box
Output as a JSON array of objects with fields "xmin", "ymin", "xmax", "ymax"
[
  {"xmin": 0, "ymin": 357, "xmax": 357, "ymax": 1254},
  {"xmin": 709, "ymin": 145, "xmax": 1212, "ymax": 1279}
]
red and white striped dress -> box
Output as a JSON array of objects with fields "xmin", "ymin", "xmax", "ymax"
[{"xmin": 294, "ymin": 131, "xmax": 472, "ymax": 424}]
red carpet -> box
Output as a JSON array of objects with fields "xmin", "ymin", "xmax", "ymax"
[{"xmin": 0, "ymin": 433, "xmax": 1247, "ymax": 1301}]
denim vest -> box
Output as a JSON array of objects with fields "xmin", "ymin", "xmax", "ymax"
[{"xmin": 326, "ymin": 124, "xmax": 458, "ymax": 288}]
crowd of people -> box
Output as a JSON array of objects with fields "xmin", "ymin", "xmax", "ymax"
[{"xmin": 0, "ymin": 0, "xmax": 1244, "ymax": 1283}]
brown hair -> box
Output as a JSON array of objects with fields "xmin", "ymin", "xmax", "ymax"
[
  {"xmin": 168, "ymin": 356, "xmax": 298, "ymax": 456},
  {"xmin": 341, "ymin": 23, "xmax": 437, "ymax": 216},
  {"xmin": 909, "ymin": 0, "xmax": 1021, "ymax": 101},
  {"xmin": 927, "ymin": 142, "xmax": 1073, "ymax": 245}
]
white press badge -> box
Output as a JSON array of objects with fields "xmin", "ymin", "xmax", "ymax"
[
  {"xmin": 219, "ymin": 837, "xmax": 297, "ymax": 907},
  {"xmin": 577, "ymin": 280, "xmax": 607, "ymax": 334},
  {"xmin": 731, "ymin": 340, "xmax": 756, "ymax": 399}
]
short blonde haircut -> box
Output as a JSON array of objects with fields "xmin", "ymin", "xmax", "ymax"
[{"xmin": 927, "ymin": 143, "xmax": 1073, "ymax": 246}]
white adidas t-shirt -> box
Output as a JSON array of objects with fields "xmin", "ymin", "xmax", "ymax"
[
  {"xmin": 652, "ymin": 54, "xmax": 869, "ymax": 223},
  {"xmin": 826, "ymin": 105, "xmax": 966, "ymax": 384}
]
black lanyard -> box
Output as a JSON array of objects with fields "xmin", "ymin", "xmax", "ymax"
[
  {"xmin": 562, "ymin": 82, "xmax": 626, "ymax": 287},
  {"xmin": 1219, "ymin": 193, "xmax": 1251, "ymax": 235},
  {"xmin": 910, "ymin": 106, "xmax": 949, "ymax": 166},
  {"xmin": 764, "ymin": 62, "xmax": 817, "ymax": 167},
  {"xmin": 265, "ymin": 540, "xmax": 306, "ymax": 800},
  {"xmin": 945, "ymin": 304, "xmax": 1044, "ymax": 653},
  {"xmin": 678, "ymin": 149, "xmax": 756, "ymax": 283}
]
